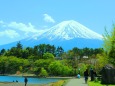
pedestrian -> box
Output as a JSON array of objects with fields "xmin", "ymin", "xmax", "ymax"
[
  {"xmin": 24, "ymin": 77, "xmax": 28, "ymax": 86},
  {"xmin": 93, "ymin": 69, "xmax": 97, "ymax": 81},
  {"xmin": 77, "ymin": 73, "xmax": 80, "ymax": 78},
  {"xmin": 84, "ymin": 69, "xmax": 89, "ymax": 83},
  {"xmin": 16, "ymin": 80, "xmax": 18, "ymax": 82},
  {"xmin": 90, "ymin": 68, "xmax": 95, "ymax": 81}
]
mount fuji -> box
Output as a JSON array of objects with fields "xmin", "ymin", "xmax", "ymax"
[{"xmin": 0, "ymin": 20, "xmax": 103, "ymax": 51}]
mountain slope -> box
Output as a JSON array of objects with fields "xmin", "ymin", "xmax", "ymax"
[
  {"xmin": 0, "ymin": 20, "xmax": 103, "ymax": 50},
  {"xmin": 33, "ymin": 20, "xmax": 103, "ymax": 40}
]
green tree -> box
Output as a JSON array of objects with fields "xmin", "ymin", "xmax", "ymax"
[
  {"xmin": 48, "ymin": 61, "xmax": 73, "ymax": 76},
  {"xmin": 0, "ymin": 49, "xmax": 6, "ymax": 55},
  {"xmin": 72, "ymin": 47, "xmax": 81, "ymax": 57},
  {"xmin": 77, "ymin": 63, "xmax": 88, "ymax": 76},
  {"xmin": 56, "ymin": 46, "xmax": 64, "ymax": 58},
  {"xmin": 34, "ymin": 59, "xmax": 53, "ymax": 75},
  {"xmin": 82, "ymin": 47, "xmax": 90, "ymax": 56},
  {"xmin": 33, "ymin": 44, "xmax": 57, "ymax": 59},
  {"xmin": 0, "ymin": 56, "xmax": 8, "ymax": 74},
  {"xmin": 26, "ymin": 47, "xmax": 34, "ymax": 56},
  {"xmin": 61, "ymin": 66, "xmax": 73, "ymax": 76},
  {"xmin": 22, "ymin": 49, "xmax": 29, "ymax": 59},
  {"xmin": 96, "ymin": 53, "xmax": 108, "ymax": 72},
  {"xmin": 103, "ymin": 25, "xmax": 115, "ymax": 65},
  {"xmin": 16, "ymin": 41, "xmax": 23, "ymax": 49},
  {"xmin": 39, "ymin": 67, "xmax": 48, "ymax": 77},
  {"xmin": 0, "ymin": 56, "xmax": 30, "ymax": 74},
  {"xmin": 48, "ymin": 61, "xmax": 62, "ymax": 76},
  {"xmin": 43, "ymin": 52, "xmax": 54, "ymax": 59},
  {"xmin": 5, "ymin": 42, "xmax": 23, "ymax": 58}
]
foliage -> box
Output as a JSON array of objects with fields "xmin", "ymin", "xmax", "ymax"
[
  {"xmin": 56, "ymin": 46, "xmax": 64, "ymax": 58},
  {"xmin": 88, "ymin": 81, "xmax": 114, "ymax": 86},
  {"xmin": 0, "ymin": 49, "xmax": 6, "ymax": 55},
  {"xmin": 39, "ymin": 67, "xmax": 48, "ymax": 77},
  {"xmin": 77, "ymin": 63, "xmax": 88, "ymax": 76},
  {"xmin": 48, "ymin": 61, "xmax": 73, "ymax": 76},
  {"xmin": 0, "ymin": 56, "xmax": 30, "ymax": 74},
  {"xmin": 0, "ymin": 41, "xmax": 105, "ymax": 76},
  {"xmin": 103, "ymin": 25, "xmax": 115, "ymax": 65},
  {"xmin": 43, "ymin": 52, "xmax": 54, "ymax": 59},
  {"xmin": 33, "ymin": 59, "xmax": 53, "ymax": 75},
  {"xmin": 96, "ymin": 53, "xmax": 108, "ymax": 72},
  {"xmin": 50, "ymin": 80, "xmax": 65, "ymax": 86},
  {"xmin": 48, "ymin": 61, "xmax": 63, "ymax": 76},
  {"xmin": 61, "ymin": 65, "xmax": 73, "ymax": 76}
]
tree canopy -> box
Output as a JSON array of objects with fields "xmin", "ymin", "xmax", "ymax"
[
  {"xmin": 103, "ymin": 25, "xmax": 115, "ymax": 65},
  {"xmin": 0, "ymin": 41, "xmax": 104, "ymax": 76}
]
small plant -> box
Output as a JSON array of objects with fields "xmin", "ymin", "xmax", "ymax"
[
  {"xmin": 50, "ymin": 80, "xmax": 65, "ymax": 86},
  {"xmin": 94, "ymin": 77, "xmax": 99, "ymax": 82},
  {"xmin": 88, "ymin": 80, "xmax": 115, "ymax": 86}
]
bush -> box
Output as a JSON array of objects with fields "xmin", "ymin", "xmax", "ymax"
[{"xmin": 39, "ymin": 67, "xmax": 48, "ymax": 77}]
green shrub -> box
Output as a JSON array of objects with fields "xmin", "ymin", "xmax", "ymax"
[{"xmin": 39, "ymin": 67, "xmax": 48, "ymax": 77}]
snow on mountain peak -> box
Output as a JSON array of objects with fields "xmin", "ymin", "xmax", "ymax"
[
  {"xmin": 40, "ymin": 20, "xmax": 103, "ymax": 40},
  {"xmin": 1, "ymin": 20, "xmax": 103, "ymax": 50}
]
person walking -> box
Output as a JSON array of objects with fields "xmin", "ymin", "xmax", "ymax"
[
  {"xmin": 24, "ymin": 77, "xmax": 28, "ymax": 86},
  {"xmin": 90, "ymin": 68, "xmax": 97, "ymax": 81},
  {"xmin": 84, "ymin": 69, "xmax": 89, "ymax": 83}
]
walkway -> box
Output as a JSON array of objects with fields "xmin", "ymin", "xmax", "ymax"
[{"xmin": 65, "ymin": 78, "xmax": 88, "ymax": 86}]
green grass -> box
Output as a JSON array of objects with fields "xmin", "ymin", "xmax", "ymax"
[
  {"xmin": 88, "ymin": 81, "xmax": 115, "ymax": 86},
  {"xmin": 50, "ymin": 80, "xmax": 66, "ymax": 86}
]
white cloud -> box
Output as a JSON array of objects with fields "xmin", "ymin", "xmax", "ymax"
[
  {"xmin": 7, "ymin": 22, "xmax": 42, "ymax": 38},
  {"xmin": 0, "ymin": 29, "xmax": 20, "ymax": 38},
  {"xmin": 0, "ymin": 21, "xmax": 41, "ymax": 43},
  {"xmin": 0, "ymin": 20, "xmax": 48, "ymax": 45},
  {"xmin": 43, "ymin": 14, "xmax": 55, "ymax": 23},
  {"xmin": 8, "ymin": 22, "xmax": 39, "ymax": 33}
]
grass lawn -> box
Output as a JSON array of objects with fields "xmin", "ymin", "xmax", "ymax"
[
  {"xmin": 88, "ymin": 81, "xmax": 115, "ymax": 86},
  {"xmin": 50, "ymin": 80, "xmax": 66, "ymax": 86}
]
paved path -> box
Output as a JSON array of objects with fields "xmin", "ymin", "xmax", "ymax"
[{"xmin": 65, "ymin": 78, "xmax": 88, "ymax": 86}]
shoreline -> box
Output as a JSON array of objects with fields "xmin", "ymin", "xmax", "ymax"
[
  {"xmin": 1, "ymin": 74, "xmax": 75, "ymax": 79},
  {"xmin": 0, "ymin": 75, "xmax": 70, "ymax": 86}
]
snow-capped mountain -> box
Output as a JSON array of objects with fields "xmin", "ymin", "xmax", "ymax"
[
  {"xmin": 0, "ymin": 20, "xmax": 103, "ymax": 51},
  {"xmin": 30, "ymin": 20, "xmax": 103, "ymax": 40}
]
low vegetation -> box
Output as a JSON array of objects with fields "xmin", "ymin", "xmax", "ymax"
[
  {"xmin": 50, "ymin": 80, "xmax": 66, "ymax": 86},
  {"xmin": 88, "ymin": 81, "xmax": 114, "ymax": 86}
]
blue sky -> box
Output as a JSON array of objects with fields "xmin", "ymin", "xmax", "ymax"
[{"xmin": 0, "ymin": 0, "xmax": 115, "ymax": 45}]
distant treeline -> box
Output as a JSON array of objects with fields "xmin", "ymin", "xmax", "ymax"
[
  {"xmin": 0, "ymin": 42, "xmax": 103, "ymax": 59},
  {"xmin": 0, "ymin": 42, "xmax": 103, "ymax": 76}
]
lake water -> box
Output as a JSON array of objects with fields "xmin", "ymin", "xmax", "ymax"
[{"xmin": 0, "ymin": 76, "xmax": 63, "ymax": 84}]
